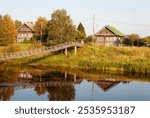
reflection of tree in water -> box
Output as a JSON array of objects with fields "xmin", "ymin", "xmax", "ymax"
[
  {"xmin": 0, "ymin": 70, "xmax": 18, "ymax": 101},
  {"xmin": 34, "ymin": 87, "xmax": 47, "ymax": 96},
  {"xmin": 0, "ymin": 87, "xmax": 14, "ymax": 101},
  {"xmin": 34, "ymin": 84, "xmax": 75, "ymax": 101},
  {"xmin": 34, "ymin": 71, "xmax": 76, "ymax": 101},
  {"xmin": 0, "ymin": 71, "xmax": 19, "ymax": 83},
  {"xmin": 47, "ymin": 85, "xmax": 75, "ymax": 101}
]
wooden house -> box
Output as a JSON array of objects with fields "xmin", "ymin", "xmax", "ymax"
[
  {"xmin": 95, "ymin": 25, "xmax": 124, "ymax": 46},
  {"xmin": 17, "ymin": 22, "xmax": 34, "ymax": 42}
]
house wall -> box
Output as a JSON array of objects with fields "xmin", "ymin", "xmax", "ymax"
[
  {"xmin": 96, "ymin": 36, "xmax": 120, "ymax": 46},
  {"xmin": 17, "ymin": 32, "xmax": 33, "ymax": 42},
  {"xmin": 17, "ymin": 24, "xmax": 34, "ymax": 42},
  {"xmin": 95, "ymin": 28, "xmax": 122, "ymax": 46}
]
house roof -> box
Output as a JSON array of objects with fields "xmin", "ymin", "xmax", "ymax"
[
  {"xmin": 17, "ymin": 22, "xmax": 34, "ymax": 31},
  {"xmin": 106, "ymin": 25, "xmax": 124, "ymax": 37},
  {"xmin": 25, "ymin": 22, "xmax": 34, "ymax": 31},
  {"xmin": 95, "ymin": 80, "xmax": 120, "ymax": 91}
]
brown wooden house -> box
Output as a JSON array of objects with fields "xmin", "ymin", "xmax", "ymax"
[
  {"xmin": 17, "ymin": 22, "xmax": 34, "ymax": 42},
  {"xmin": 95, "ymin": 25, "xmax": 124, "ymax": 46}
]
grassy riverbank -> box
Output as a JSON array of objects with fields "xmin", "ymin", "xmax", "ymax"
[
  {"xmin": 30, "ymin": 44, "xmax": 150, "ymax": 74},
  {"xmin": 5, "ymin": 44, "xmax": 150, "ymax": 74}
]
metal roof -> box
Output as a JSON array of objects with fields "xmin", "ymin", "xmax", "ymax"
[{"xmin": 106, "ymin": 25, "xmax": 124, "ymax": 37}]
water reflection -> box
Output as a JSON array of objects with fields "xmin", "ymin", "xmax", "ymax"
[{"xmin": 0, "ymin": 65, "xmax": 150, "ymax": 101}]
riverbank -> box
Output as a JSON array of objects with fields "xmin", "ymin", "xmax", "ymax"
[{"xmin": 4, "ymin": 44, "xmax": 150, "ymax": 74}]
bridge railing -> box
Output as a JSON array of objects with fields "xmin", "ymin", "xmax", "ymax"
[{"xmin": 0, "ymin": 42, "xmax": 84, "ymax": 60}]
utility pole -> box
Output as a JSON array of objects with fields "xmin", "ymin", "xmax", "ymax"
[
  {"xmin": 93, "ymin": 14, "xmax": 95, "ymax": 35},
  {"xmin": 92, "ymin": 14, "xmax": 95, "ymax": 43}
]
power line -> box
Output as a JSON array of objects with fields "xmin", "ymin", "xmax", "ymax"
[
  {"xmin": 74, "ymin": 17, "xmax": 150, "ymax": 28},
  {"xmin": 95, "ymin": 18, "xmax": 150, "ymax": 27}
]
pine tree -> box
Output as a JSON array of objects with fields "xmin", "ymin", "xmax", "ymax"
[
  {"xmin": 34, "ymin": 17, "xmax": 48, "ymax": 42},
  {"xmin": 47, "ymin": 9, "xmax": 76, "ymax": 44},
  {"xmin": 77, "ymin": 22, "xmax": 86, "ymax": 38}
]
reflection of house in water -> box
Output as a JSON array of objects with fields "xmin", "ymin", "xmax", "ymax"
[
  {"xmin": 95, "ymin": 79, "xmax": 120, "ymax": 91},
  {"xmin": 0, "ymin": 71, "xmax": 83, "ymax": 101},
  {"xmin": 0, "ymin": 68, "xmax": 132, "ymax": 101},
  {"xmin": 18, "ymin": 72, "xmax": 33, "ymax": 79}
]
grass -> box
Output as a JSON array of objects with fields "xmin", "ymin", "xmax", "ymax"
[
  {"xmin": 0, "ymin": 44, "xmax": 32, "ymax": 53},
  {"xmin": 0, "ymin": 43, "xmax": 44, "ymax": 53},
  {"xmin": 30, "ymin": 44, "xmax": 150, "ymax": 74},
  {"xmin": 2, "ymin": 44, "xmax": 150, "ymax": 74},
  {"xmin": 18, "ymin": 44, "xmax": 32, "ymax": 51}
]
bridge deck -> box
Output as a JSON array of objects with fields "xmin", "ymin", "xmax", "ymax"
[{"xmin": 0, "ymin": 42, "xmax": 83, "ymax": 60}]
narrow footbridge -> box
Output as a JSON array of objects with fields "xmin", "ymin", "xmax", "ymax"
[{"xmin": 0, "ymin": 42, "xmax": 84, "ymax": 61}]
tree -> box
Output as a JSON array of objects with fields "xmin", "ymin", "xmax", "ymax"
[
  {"xmin": 0, "ymin": 15, "xmax": 3, "ymax": 38},
  {"xmin": 0, "ymin": 14, "xmax": 17, "ymax": 43},
  {"xmin": 123, "ymin": 34, "xmax": 140, "ymax": 46},
  {"xmin": 15, "ymin": 20, "xmax": 22, "ymax": 29},
  {"xmin": 34, "ymin": 17, "xmax": 48, "ymax": 42},
  {"xmin": 142, "ymin": 36, "xmax": 150, "ymax": 46},
  {"xmin": 84, "ymin": 35, "xmax": 92, "ymax": 43},
  {"xmin": 76, "ymin": 22, "xmax": 86, "ymax": 41},
  {"xmin": 128, "ymin": 34, "xmax": 140, "ymax": 46},
  {"xmin": 47, "ymin": 9, "xmax": 76, "ymax": 45}
]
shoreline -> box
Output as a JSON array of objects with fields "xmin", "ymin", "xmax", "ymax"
[{"xmin": 1, "ymin": 44, "xmax": 150, "ymax": 75}]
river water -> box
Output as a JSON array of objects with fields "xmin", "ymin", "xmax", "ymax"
[{"xmin": 0, "ymin": 65, "xmax": 150, "ymax": 101}]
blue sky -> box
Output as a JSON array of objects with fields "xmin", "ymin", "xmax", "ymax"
[{"xmin": 0, "ymin": 0, "xmax": 150, "ymax": 37}]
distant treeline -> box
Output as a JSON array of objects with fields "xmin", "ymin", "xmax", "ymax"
[
  {"xmin": 0, "ymin": 9, "xmax": 150, "ymax": 47},
  {"xmin": 123, "ymin": 34, "xmax": 150, "ymax": 47},
  {"xmin": 0, "ymin": 9, "xmax": 92, "ymax": 46}
]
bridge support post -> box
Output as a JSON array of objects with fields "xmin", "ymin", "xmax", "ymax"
[
  {"xmin": 74, "ymin": 46, "xmax": 77, "ymax": 54},
  {"xmin": 74, "ymin": 74, "xmax": 76, "ymax": 82},
  {"xmin": 65, "ymin": 72, "xmax": 67, "ymax": 80},
  {"xmin": 65, "ymin": 48, "xmax": 67, "ymax": 56}
]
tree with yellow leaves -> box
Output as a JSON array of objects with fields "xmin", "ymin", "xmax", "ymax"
[
  {"xmin": 34, "ymin": 17, "xmax": 48, "ymax": 42},
  {"xmin": 0, "ymin": 14, "xmax": 17, "ymax": 43}
]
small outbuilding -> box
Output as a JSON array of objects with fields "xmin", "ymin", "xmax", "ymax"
[{"xmin": 95, "ymin": 25, "xmax": 124, "ymax": 46}]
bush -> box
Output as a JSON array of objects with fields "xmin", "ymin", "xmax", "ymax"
[
  {"xmin": 0, "ymin": 38, "xmax": 11, "ymax": 46},
  {"xmin": 84, "ymin": 36, "xmax": 93, "ymax": 43},
  {"xmin": 28, "ymin": 42, "xmax": 43, "ymax": 50},
  {"xmin": 45, "ymin": 40, "xmax": 64, "ymax": 47},
  {"xmin": 6, "ymin": 44, "xmax": 21, "ymax": 53},
  {"xmin": 20, "ymin": 37, "xmax": 35, "ymax": 44}
]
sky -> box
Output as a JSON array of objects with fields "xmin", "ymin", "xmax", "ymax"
[{"xmin": 0, "ymin": 0, "xmax": 150, "ymax": 37}]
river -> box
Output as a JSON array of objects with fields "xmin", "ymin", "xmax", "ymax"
[{"xmin": 0, "ymin": 65, "xmax": 150, "ymax": 101}]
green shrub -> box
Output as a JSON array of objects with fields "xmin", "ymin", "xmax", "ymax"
[
  {"xmin": 84, "ymin": 36, "xmax": 93, "ymax": 43},
  {"xmin": 20, "ymin": 37, "xmax": 35, "ymax": 44}
]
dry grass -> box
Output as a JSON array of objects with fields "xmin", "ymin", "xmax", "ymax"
[
  {"xmin": 31, "ymin": 45, "xmax": 150, "ymax": 74},
  {"xmin": 3, "ymin": 44, "xmax": 150, "ymax": 74}
]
